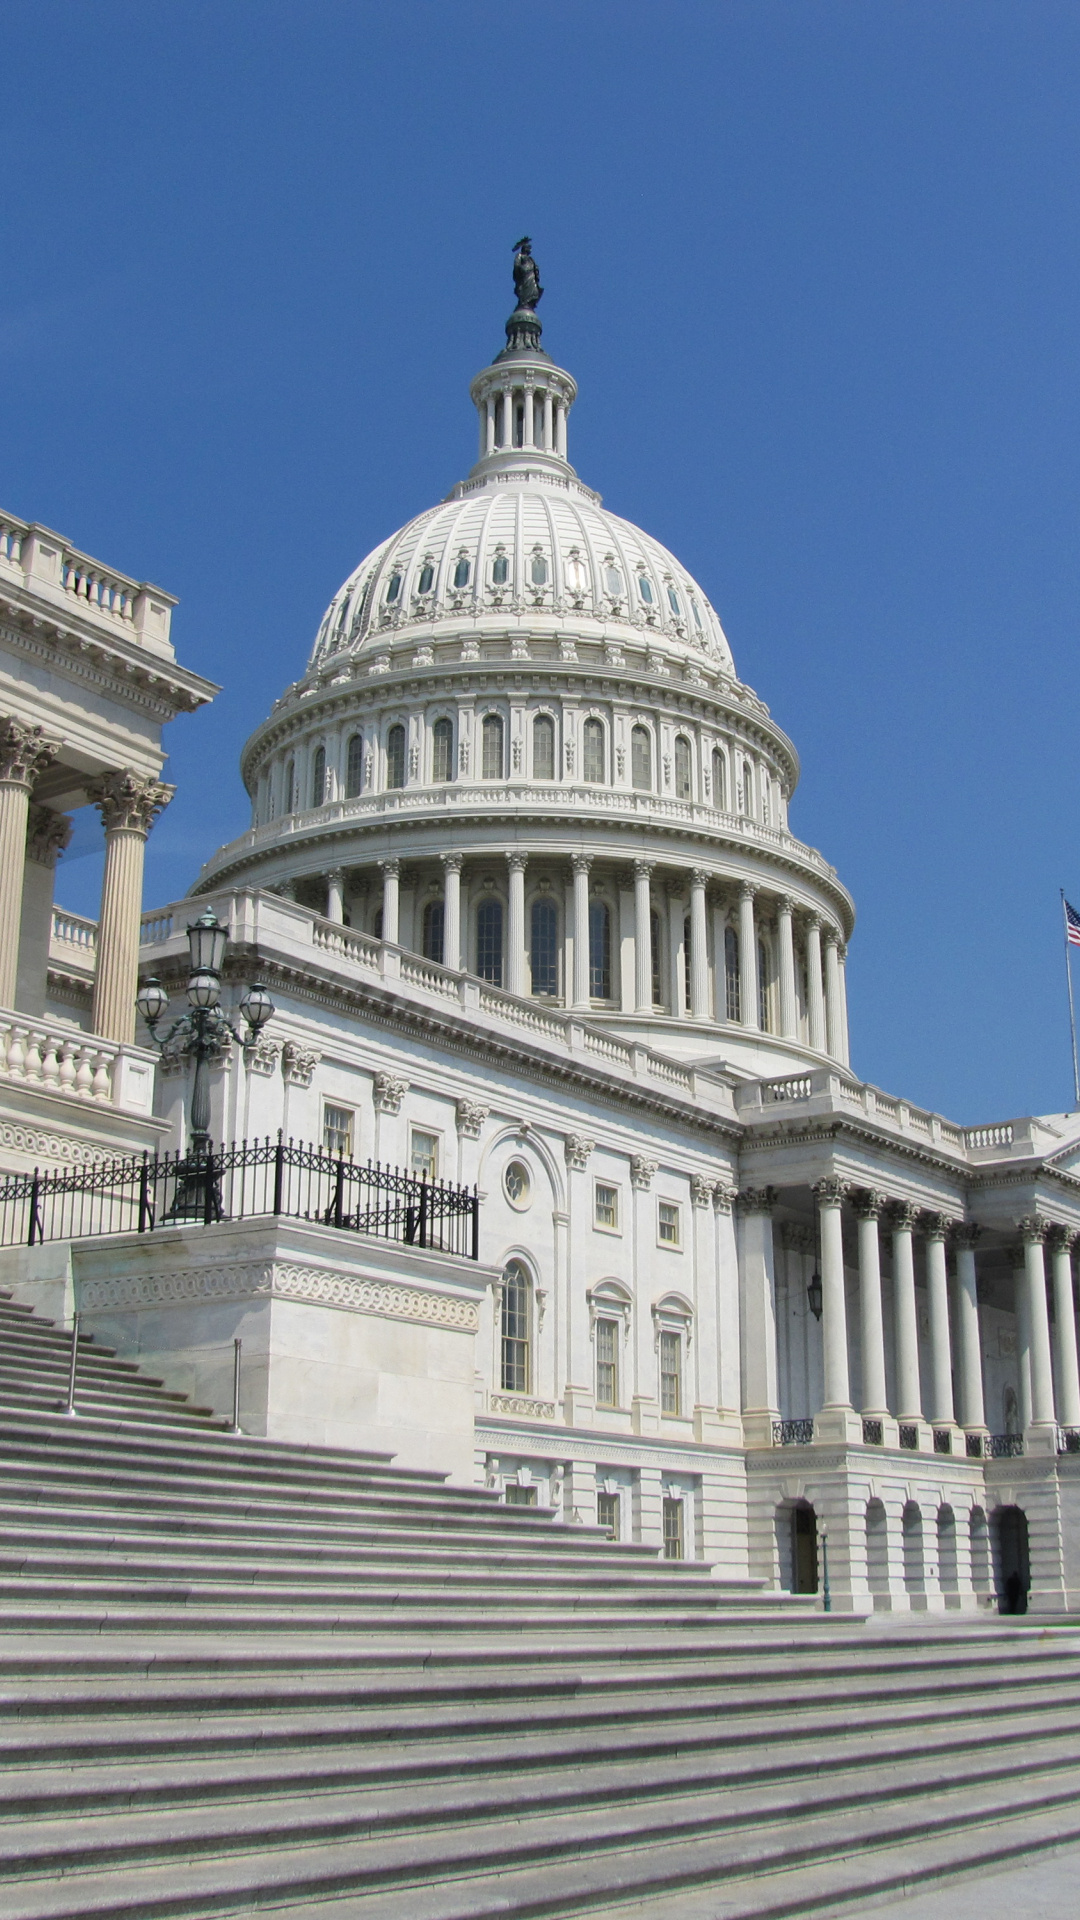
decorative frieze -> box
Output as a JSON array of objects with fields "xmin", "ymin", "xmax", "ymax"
[
  {"xmin": 80, "ymin": 1259, "xmax": 480, "ymax": 1329},
  {"xmin": 488, "ymin": 1392, "xmax": 556, "ymax": 1421}
]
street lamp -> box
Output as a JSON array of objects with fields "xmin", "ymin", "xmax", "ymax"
[{"xmin": 137, "ymin": 908, "xmax": 274, "ymax": 1157}]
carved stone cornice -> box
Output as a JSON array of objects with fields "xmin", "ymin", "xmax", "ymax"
[
  {"xmin": 0, "ymin": 717, "xmax": 60, "ymax": 790},
  {"xmin": 86, "ymin": 770, "xmax": 174, "ymax": 837}
]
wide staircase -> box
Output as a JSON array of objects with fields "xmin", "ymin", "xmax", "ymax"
[{"xmin": 0, "ymin": 1288, "xmax": 1078, "ymax": 1919}]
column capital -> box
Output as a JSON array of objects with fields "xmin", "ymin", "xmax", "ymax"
[
  {"xmin": 1045, "ymin": 1221, "xmax": 1073, "ymax": 1252},
  {"xmin": 570, "ymin": 853, "xmax": 592, "ymax": 876},
  {"xmin": 632, "ymin": 859, "xmax": 654, "ymax": 882},
  {"xmin": 822, "ymin": 923, "xmax": 841, "ymax": 950},
  {"xmin": 951, "ymin": 1221, "xmax": 982, "ymax": 1250},
  {"xmin": 736, "ymin": 1184, "xmax": 777, "ymax": 1216},
  {"xmin": 921, "ymin": 1211, "xmax": 956, "ymax": 1242},
  {"xmin": 712, "ymin": 1182, "xmax": 738, "ymax": 1214},
  {"xmin": 379, "ymin": 857, "xmax": 401, "ymax": 879},
  {"xmin": 812, "ymin": 1176, "xmax": 848, "ymax": 1208},
  {"xmin": 738, "ymin": 880, "xmax": 758, "ymax": 902},
  {"xmin": 689, "ymin": 867, "xmax": 709, "ymax": 889},
  {"xmin": 630, "ymin": 1154, "xmax": 657, "ymax": 1191},
  {"xmin": 506, "ymin": 851, "xmax": 528, "ymax": 874},
  {"xmin": 690, "ymin": 1173, "xmax": 714, "ymax": 1209},
  {"xmin": 564, "ymin": 1133, "xmax": 595, "ymax": 1171},
  {"xmin": 26, "ymin": 803, "xmax": 72, "ymax": 868},
  {"xmin": 851, "ymin": 1186, "xmax": 887, "ymax": 1221},
  {"xmin": 441, "ymin": 851, "xmax": 464, "ymax": 874},
  {"xmin": 886, "ymin": 1198, "xmax": 920, "ymax": 1232},
  {"xmin": 87, "ymin": 770, "xmax": 174, "ymax": 837},
  {"xmin": 0, "ymin": 717, "xmax": 60, "ymax": 790},
  {"xmin": 1017, "ymin": 1216, "xmax": 1049, "ymax": 1245},
  {"xmin": 325, "ymin": 865, "xmax": 345, "ymax": 885},
  {"xmin": 776, "ymin": 893, "xmax": 796, "ymax": 916}
]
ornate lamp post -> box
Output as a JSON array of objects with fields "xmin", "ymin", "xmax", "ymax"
[{"xmin": 136, "ymin": 908, "xmax": 274, "ymax": 1157}]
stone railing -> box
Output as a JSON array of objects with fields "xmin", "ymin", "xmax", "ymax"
[
  {"xmin": 966, "ymin": 1123, "xmax": 1015, "ymax": 1150},
  {"xmin": 0, "ymin": 1008, "xmax": 155, "ymax": 1115},
  {"xmin": 50, "ymin": 909, "xmax": 98, "ymax": 967},
  {"xmin": 740, "ymin": 1068, "xmax": 994, "ymax": 1162},
  {"xmin": 0, "ymin": 508, "xmax": 175, "ymax": 653}
]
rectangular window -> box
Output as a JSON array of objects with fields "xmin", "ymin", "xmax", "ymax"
[
  {"xmin": 658, "ymin": 1201, "xmax": 680, "ymax": 1247},
  {"xmin": 323, "ymin": 1104, "xmax": 354, "ymax": 1158},
  {"xmin": 597, "ymin": 1490, "xmax": 620, "ymax": 1539},
  {"xmin": 660, "ymin": 1330, "xmax": 682, "ymax": 1415},
  {"xmin": 504, "ymin": 1484, "xmax": 538, "ymax": 1507},
  {"xmin": 595, "ymin": 1319, "xmax": 619, "ymax": 1407},
  {"xmin": 594, "ymin": 1183, "xmax": 619, "ymax": 1231},
  {"xmin": 410, "ymin": 1129, "xmax": 439, "ymax": 1181},
  {"xmin": 662, "ymin": 1495, "xmax": 684, "ymax": 1560}
]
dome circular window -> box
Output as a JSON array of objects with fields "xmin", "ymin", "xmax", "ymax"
[{"xmin": 503, "ymin": 1161, "xmax": 532, "ymax": 1209}]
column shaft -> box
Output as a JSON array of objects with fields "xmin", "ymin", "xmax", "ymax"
[
  {"xmin": 806, "ymin": 916, "xmax": 826, "ymax": 1052},
  {"xmin": 380, "ymin": 860, "xmax": 400, "ymax": 945},
  {"xmin": 326, "ymin": 868, "xmax": 345, "ymax": 925},
  {"xmin": 689, "ymin": 870, "xmax": 710, "ymax": 1020},
  {"xmin": 892, "ymin": 1212, "xmax": 923, "ymax": 1422},
  {"xmin": 633, "ymin": 863, "xmax": 653, "ymax": 1013},
  {"xmin": 88, "ymin": 770, "xmax": 172, "ymax": 1047},
  {"xmin": 507, "ymin": 854, "xmax": 527, "ymax": 996},
  {"xmin": 1022, "ymin": 1226, "xmax": 1057, "ymax": 1426},
  {"xmin": 542, "ymin": 390, "xmax": 553, "ymax": 451},
  {"xmin": 572, "ymin": 857, "xmax": 591, "ymax": 1008},
  {"xmin": 953, "ymin": 1232, "xmax": 986, "ymax": 1429},
  {"xmin": 1050, "ymin": 1232, "xmax": 1080, "ymax": 1429},
  {"xmin": 856, "ymin": 1200, "xmax": 888, "ymax": 1413},
  {"xmin": 924, "ymin": 1224, "xmax": 956, "ymax": 1427},
  {"xmin": 738, "ymin": 884, "xmax": 759, "ymax": 1029},
  {"xmin": 737, "ymin": 1191, "xmax": 779, "ymax": 1440},
  {"xmin": 0, "ymin": 784, "xmax": 31, "ymax": 1007},
  {"xmin": 442, "ymin": 855, "xmax": 462, "ymax": 970},
  {"xmin": 824, "ymin": 933, "xmax": 845, "ymax": 1063},
  {"xmin": 816, "ymin": 1184, "xmax": 851, "ymax": 1408},
  {"xmin": 777, "ymin": 896, "xmax": 798, "ymax": 1039}
]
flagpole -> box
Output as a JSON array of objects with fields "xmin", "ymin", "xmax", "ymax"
[{"xmin": 1062, "ymin": 891, "xmax": 1080, "ymax": 1109}]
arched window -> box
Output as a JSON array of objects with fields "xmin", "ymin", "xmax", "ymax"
[
  {"xmin": 311, "ymin": 746, "xmax": 327, "ymax": 808},
  {"xmin": 674, "ymin": 735, "xmax": 692, "ymax": 800},
  {"xmin": 605, "ymin": 564, "xmax": 623, "ymax": 597},
  {"xmin": 432, "ymin": 717, "xmax": 454, "ymax": 783},
  {"xmin": 761, "ymin": 773, "xmax": 771, "ymax": 825},
  {"xmin": 452, "ymin": 556, "xmax": 470, "ymax": 588},
  {"xmin": 530, "ymin": 898, "xmax": 558, "ymax": 996},
  {"xmin": 711, "ymin": 747, "xmax": 726, "ymax": 810},
  {"xmin": 530, "ymin": 553, "xmax": 548, "ymax": 586},
  {"xmin": 482, "ymin": 714, "xmax": 504, "ymax": 780},
  {"xmin": 532, "ymin": 713, "xmax": 555, "ymax": 779},
  {"xmin": 500, "ymin": 1261, "xmax": 531, "ymax": 1392},
  {"xmin": 386, "ymin": 571, "xmax": 402, "ymax": 604},
  {"xmin": 386, "ymin": 725, "xmax": 406, "ymax": 790},
  {"xmin": 345, "ymin": 734, "xmax": 363, "ymax": 799},
  {"xmin": 741, "ymin": 759, "xmax": 754, "ymax": 816},
  {"xmin": 417, "ymin": 561, "xmax": 435, "ymax": 595},
  {"xmin": 758, "ymin": 940, "xmax": 772, "ymax": 1033},
  {"xmin": 637, "ymin": 574, "xmax": 654, "ymax": 606},
  {"xmin": 724, "ymin": 925, "xmax": 741, "ymax": 1021},
  {"xmin": 476, "ymin": 897, "xmax": 503, "ymax": 985},
  {"xmin": 283, "ymin": 758, "xmax": 296, "ymax": 813},
  {"xmin": 667, "ymin": 585, "xmax": 681, "ymax": 617},
  {"xmin": 589, "ymin": 899, "xmax": 611, "ymax": 1000},
  {"xmin": 650, "ymin": 908, "xmax": 662, "ymax": 1007},
  {"xmin": 422, "ymin": 899, "xmax": 445, "ymax": 965},
  {"xmin": 583, "ymin": 717, "xmax": 605, "ymax": 784},
  {"xmin": 631, "ymin": 725, "xmax": 652, "ymax": 792},
  {"xmin": 492, "ymin": 551, "xmax": 509, "ymax": 586}
]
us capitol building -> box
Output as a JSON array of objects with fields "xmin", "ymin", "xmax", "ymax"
[{"xmin": 2, "ymin": 243, "xmax": 1080, "ymax": 1615}]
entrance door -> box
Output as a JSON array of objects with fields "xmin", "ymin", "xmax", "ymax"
[
  {"xmin": 792, "ymin": 1503, "xmax": 818, "ymax": 1595},
  {"xmin": 996, "ymin": 1505, "xmax": 1030, "ymax": 1614}
]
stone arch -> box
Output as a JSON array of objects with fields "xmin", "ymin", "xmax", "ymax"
[
  {"xmin": 902, "ymin": 1501, "xmax": 925, "ymax": 1597},
  {"xmin": 992, "ymin": 1504, "xmax": 1030, "ymax": 1615}
]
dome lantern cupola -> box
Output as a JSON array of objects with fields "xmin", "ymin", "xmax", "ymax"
[{"xmin": 467, "ymin": 237, "xmax": 577, "ymax": 481}]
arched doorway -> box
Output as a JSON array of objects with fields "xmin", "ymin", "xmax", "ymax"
[
  {"xmin": 994, "ymin": 1505, "xmax": 1030, "ymax": 1614},
  {"xmin": 791, "ymin": 1501, "xmax": 819, "ymax": 1595}
]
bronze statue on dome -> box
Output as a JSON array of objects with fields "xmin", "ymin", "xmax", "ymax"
[{"xmin": 512, "ymin": 237, "xmax": 543, "ymax": 312}]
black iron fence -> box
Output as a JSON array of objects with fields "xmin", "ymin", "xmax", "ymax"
[{"xmin": 0, "ymin": 1136, "xmax": 480, "ymax": 1261}]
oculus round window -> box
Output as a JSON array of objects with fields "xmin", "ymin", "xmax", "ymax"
[{"xmin": 503, "ymin": 1161, "xmax": 532, "ymax": 1209}]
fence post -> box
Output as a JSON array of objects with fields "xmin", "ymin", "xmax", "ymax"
[
  {"xmin": 202, "ymin": 1144, "xmax": 215, "ymax": 1226},
  {"xmin": 138, "ymin": 1152, "xmax": 151, "ymax": 1234},
  {"xmin": 471, "ymin": 1187, "xmax": 480, "ymax": 1262},
  {"xmin": 272, "ymin": 1132, "xmax": 285, "ymax": 1216},
  {"xmin": 27, "ymin": 1169, "xmax": 41, "ymax": 1248},
  {"xmin": 64, "ymin": 1313, "xmax": 80, "ymax": 1417},
  {"xmin": 419, "ymin": 1173, "xmax": 428, "ymax": 1250},
  {"xmin": 333, "ymin": 1157, "xmax": 344, "ymax": 1230}
]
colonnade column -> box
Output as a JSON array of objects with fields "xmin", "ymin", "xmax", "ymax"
[
  {"xmin": 823, "ymin": 930, "xmax": 847, "ymax": 1064},
  {"xmin": 689, "ymin": 869, "xmax": 710, "ymax": 1020},
  {"xmin": 813, "ymin": 1179, "xmax": 856, "ymax": 1437},
  {"xmin": 485, "ymin": 397, "xmax": 496, "ymax": 456},
  {"xmin": 0, "ymin": 719, "xmax": 58, "ymax": 1009},
  {"xmin": 88, "ymin": 770, "xmax": 173, "ymax": 1046},
  {"xmin": 556, "ymin": 403, "xmax": 567, "ymax": 459},
  {"xmin": 952, "ymin": 1224, "xmax": 987, "ymax": 1433},
  {"xmin": 507, "ymin": 852, "xmax": 527, "ymax": 996},
  {"xmin": 736, "ymin": 1186, "xmax": 779, "ymax": 1447},
  {"xmin": 1018, "ymin": 1220, "xmax": 1056, "ymax": 1432},
  {"xmin": 776, "ymin": 895, "xmax": 798, "ymax": 1040},
  {"xmin": 379, "ymin": 858, "xmax": 400, "ymax": 946},
  {"xmin": 1048, "ymin": 1225, "xmax": 1080, "ymax": 1430},
  {"xmin": 737, "ymin": 882, "xmax": 759, "ymax": 1030},
  {"xmin": 571, "ymin": 855, "xmax": 592, "ymax": 1008},
  {"xmin": 633, "ymin": 861, "xmax": 653, "ymax": 1013},
  {"xmin": 854, "ymin": 1189, "xmax": 889, "ymax": 1417},
  {"xmin": 889, "ymin": 1201, "xmax": 924, "ymax": 1425},
  {"xmin": 441, "ymin": 853, "xmax": 462, "ymax": 970},
  {"xmin": 542, "ymin": 390, "xmax": 553, "ymax": 452},
  {"xmin": 326, "ymin": 867, "xmax": 345, "ymax": 925},
  {"xmin": 523, "ymin": 388, "xmax": 534, "ymax": 449},
  {"xmin": 923, "ymin": 1214, "xmax": 956, "ymax": 1430},
  {"xmin": 806, "ymin": 914, "xmax": 826, "ymax": 1052}
]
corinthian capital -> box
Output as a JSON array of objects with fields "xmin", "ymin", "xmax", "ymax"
[
  {"xmin": 0, "ymin": 718, "xmax": 60, "ymax": 789},
  {"xmin": 87, "ymin": 770, "xmax": 174, "ymax": 836}
]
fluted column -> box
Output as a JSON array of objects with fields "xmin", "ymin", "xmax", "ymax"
[
  {"xmin": 923, "ymin": 1214, "xmax": 956, "ymax": 1429},
  {"xmin": 952, "ymin": 1224, "xmax": 986, "ymax": 1432},
  {"xmin": 0, "ymin": 720, "xmax": 59, "ymax": 1008},
  {"xmin": 777, "ymin": 895, "xmax": 798, "ymax": 1039},
  {"xmin": 805, "ymin": 914, "xmax": 826, "ymax": 1052},
  {"xmin": 838, "ymin": 943, "xmax": 851, "ymax": 1064},
  {"xmin": 814, "ymin": 1178, "xmax": 852, "ymax": 1410},
  {"xmin": 542, "ymin": 390, "xmax": 554, "ymax": 452},
  {"xmin": 738, "ymin": 882, "xmax": 759, "ymax": 1029},
  {"xmin": 689, "ymin": 869, "xmax": 710, "ymax": 1020},
  {"xmin": 326, "ymin": 867, "xmax": 345, "ymax": 924},
  {"xmin": 441, "ymin": 853, "xmax": 462, "ymax": 970},
  {"xmin": 571, "ymin": 855, "xmax": 592, "ymax": 1008},
  {"xmin": 1048, "ymin": 1225, "xmax": 1080, "ymax": 1430},
  {"xmin": 485, "ymin": 396, "xmax": 495, "ymax": 456},
  {"xmin": 380, "ymin": 858, "xmax": 400, "ymax": 945},
  {"xmin": 736, "ymin": 1186, "xmax": 779, "ymax": 1447},
  {"xmin": 523, "ymin": 387, "xmax": 535, "ymax": 448},
  {"xmin": 633, "ymin": 861, "xmax": 653, "ymax": 1013},
  {"xmin": 1018, "ymin": 1220, "xmax": 1056, "ymax": 1429},
  {"xmin": 889, "ymin": 1201, "xmax": 923, "ymax": 1423},
  {"xmin": 854, "ymin": 1189, "xmax": 888, "ymax": 1415},
  {"xmin": 88, "ymin": 771, "xmax": 173, "ymax": 1045},
  {"xmin": 507, "ymin": 852, "xmax": 527, "ymax": 996},
  {"xmin": 824, "ymin": 930, "xmax": 846, "ymax": 1063}
]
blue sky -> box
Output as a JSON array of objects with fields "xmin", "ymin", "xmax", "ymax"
[{"xmin": 2, "ymin": 1, "xmax": 1079, "ymax": 1125}]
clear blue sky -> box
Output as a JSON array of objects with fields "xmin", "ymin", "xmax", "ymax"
[{"xmin": 2, "ymin": 1, "xmax": 1079, "ymax": 1126}]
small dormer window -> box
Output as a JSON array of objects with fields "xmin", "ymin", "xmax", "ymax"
[
  {"xmin": 637, "ymin": 575, "xmax": 654, "ymax": 606},
  {"xmin": 530, "ymin": 553, "xmax": 548, "ymax": 587},
  {"xmin": 492, "ymin": 553, "xmax": 509, "ymax": 586},
  {"xmin": 418, "ymin": 563, "xmax": 435, "ymax": 594},
  {"xmin": 667, "ymin": 586, "xmax": 681, "ymax": 617},
  {"xmin": 690, "ymin": 598, "xmax": 703, "ymax": 630},
  {"xmin": 386, "ymin": 572, "xmax": 402, "ymax": 604},
  {"xmin": 605, "ymin": 565, "xmax": 623, "ymax": 597}
]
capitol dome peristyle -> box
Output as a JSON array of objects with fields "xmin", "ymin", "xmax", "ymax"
[{"xmin": 196, "ymin": 253, "xmax": 855, "ymax": 1078}]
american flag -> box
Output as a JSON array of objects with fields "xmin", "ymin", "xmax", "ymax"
[{"xmin": 1066, "ymin": 899, "xmax": 1080, "ymax": 947}]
